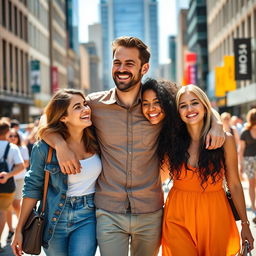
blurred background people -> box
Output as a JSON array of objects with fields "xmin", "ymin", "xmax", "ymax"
[
  {"xmin": 6, "ymin": 129, "xmax": 29, "ymax": 243},
  {"xmin": 239, "ymin": 108, "xmax": 256, "ymax": 223},
  {"xmin": 221, "ymin": 112, "xmax": 240, "ymax": 148},
  {"xmin": 0, "ymin": 121, "xmax": 24, "ymax": 252}
]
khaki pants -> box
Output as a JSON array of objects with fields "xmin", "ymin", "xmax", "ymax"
[
  {"xmin": 0, "ymin": 192, "xmax": 15, "ymax": 211},
  {"xmin": 96, "ymin": 208, "xmax": 163, "ymax": 256}
]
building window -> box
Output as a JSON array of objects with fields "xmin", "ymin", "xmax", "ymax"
[
  {"xmin": 2, "ymin": 0, "xmax": 6, "ymax": 27},
  {"xmin": 3, "ymin": 40, "xmax": 7, "ymax": 90},
  {"xmin": 20, "ymin": 11, "xmax": 23, "ymax": 39},
  {"xmin": 20, "ymin": 50, "xmax": 24, "ymax": 93},
  {"xmin": 15, "ymin": 47, "xmax": 19, "ymax": 92},
  {"xmin": 9, "ymin": 43, "xmax": 13, "ymax": 91},
  {"xmin": 14, "ymin": 6, "xmax": 18, "ymax": 35},
  {"xmin": 8, "ymin": 0, "xmax": 12, "ymax": 31}
]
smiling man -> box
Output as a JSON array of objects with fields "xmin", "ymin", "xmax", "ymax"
[{"xmin": 42, "ymin": 36, "xmax": 225, "ymax": 256}]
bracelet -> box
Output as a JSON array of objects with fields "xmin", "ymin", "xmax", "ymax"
[{"xmin": 241, "ymin": 220, "xmax": 250, "ymax": 225}]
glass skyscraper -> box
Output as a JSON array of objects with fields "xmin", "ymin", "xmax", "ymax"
[{"xmin": 100, "ymin": 0, "xmax": 159, "ymax": 89}]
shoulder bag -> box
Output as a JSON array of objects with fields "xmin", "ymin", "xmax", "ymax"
[
  {"xmin": 226, "ymin": 186, "xmax": 240, "ymax": 221},
  {"xmin": 22, "ymin": 147, "xmax": 53, "ymax": 255},
  {"xmin": 0, "ymin": 143, "xmax": 16, "ymax": 193}
]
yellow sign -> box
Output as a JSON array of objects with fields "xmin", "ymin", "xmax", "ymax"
[
  {"xmin": 215, "ymin": 67, "xmax": 225, "ymax": 97},
  {"xmin": 224, "ymin": 56, "xmax": 236, "ymax": 92}
]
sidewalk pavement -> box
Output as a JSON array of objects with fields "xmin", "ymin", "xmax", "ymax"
[{"xmin": 1, "ymin": 181, "xmax": 256, "ymax": 256}]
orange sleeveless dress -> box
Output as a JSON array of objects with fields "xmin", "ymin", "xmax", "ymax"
[{"xmin": 162, "ymin": 165, "xmax": 240, "ymax": 256}]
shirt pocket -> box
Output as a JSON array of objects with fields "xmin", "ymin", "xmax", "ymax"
[{"xmin": 44, "ymin": 163, "xmax": 61, "ymax": 174}]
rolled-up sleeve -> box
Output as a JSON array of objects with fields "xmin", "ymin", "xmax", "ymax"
[{"xmin": 23, "ymin": 142, "xmax": 46, "ymax": 199}]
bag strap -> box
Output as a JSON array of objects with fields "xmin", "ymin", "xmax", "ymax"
[
  {"xmin": 41, "ymin": 147, "xmax": 53, "ymax": 213},
  {"xmin": 3, "ymin": 143, "xmax": 10, "ymax": 160}
]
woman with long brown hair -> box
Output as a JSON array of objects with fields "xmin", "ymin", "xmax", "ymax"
[{"xmin": 11, "ymin": 89, "xmax": 101, "ymax": 256}]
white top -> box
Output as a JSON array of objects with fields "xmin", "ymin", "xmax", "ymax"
[
  {"xmin": 67, "ymin": 154, "xmax": 102, "ymax": 196},
  {"xmin": 14, "ymin": 145, "xmax": 29, "ymax": 180},
  {"xmin": 0, "ymin": 141, "xmax": 24, "ymax": 172}
]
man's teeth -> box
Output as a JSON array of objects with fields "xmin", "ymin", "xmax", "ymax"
[{"xmin": 117, "ymin": 75, "xmax": 130, "ymax": 79}]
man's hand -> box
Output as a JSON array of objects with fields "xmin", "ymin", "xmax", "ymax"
[
  {"xmin": 55, "ymin": 142, "xmax": 81, "ymax": 174},
  {"xmin": 0, "ymin": 172, "xmax": 9, "ymax": 184},
  {"xmin": 205, "ymin": 123, "xmax": 225, "ymax": 149}
]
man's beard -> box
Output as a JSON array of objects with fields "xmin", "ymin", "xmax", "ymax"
[{"xmin": 113, "ymin": 70, "xmax": 143, "ymax": 92}]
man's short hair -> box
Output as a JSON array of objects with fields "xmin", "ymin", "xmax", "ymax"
[
  {"xmin": 10, "ymin": 119, "xmax": 20, "ymax": 128},
  {"xmin": 112, "ymin": 36, "xmax": 151, "ymax": 65},
  {"xmin": 0, "ymin": 121, "xmax": 10, "ymax": 135}
]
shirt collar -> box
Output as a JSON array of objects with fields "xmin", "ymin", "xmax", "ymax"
[{"xmin": 101, "ymin": 87, "xmax": 142, "ymax": 108}]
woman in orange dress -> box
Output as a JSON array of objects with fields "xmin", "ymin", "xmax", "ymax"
[{"xmin": 142, "ymin": 82, "xmax": 254, "ymax": 256}]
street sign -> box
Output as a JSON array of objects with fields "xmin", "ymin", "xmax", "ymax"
[
  {"xmin": 234, "ymin": 38, "xmax": 252, "ymax": 80},
  {"xmin": 30, "ymin": 60, "xmax": 41, "ymax": 93}
]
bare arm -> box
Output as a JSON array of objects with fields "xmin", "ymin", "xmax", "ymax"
[
  {"xmin": 11, "ymin": 197, "xmax": 37, "ymax": 256},
  {"xmin": 39, "ymin": 115, "xmax": 81, "ymax": 174},
  {"xmin": 238, "ymin": 140, "xmax": 245, "ymax": 174},
  {"xmin": 205, "ymin": 108, "xmax": 225, "ymax": 149},
  {"xmin": 0, "ymin": 163, "xmax": 24, "ymax": 184},
  {"xmin": 224, "ymin": 134, "xmax": 254, "ymax": 250}
]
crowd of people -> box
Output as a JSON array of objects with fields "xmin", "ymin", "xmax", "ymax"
[{"xmin": 0, "ymin": 36, "xmax": 255, "ymax": 256}]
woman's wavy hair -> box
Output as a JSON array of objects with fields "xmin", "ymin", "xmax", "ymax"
[
  {"xmin": 170, "ymin": 84, "xmax": 225, "ymax": 188},
  {"xmin": 142, "ymin": 78, "xmax": 179, "ymax": 169},
  {"xmin": 245, "ymin": 108, "xmax": 256, "ymax": 130},
  {"xmin": 37, "ymin": 89, "xmax": 99, "ymax": 154}
]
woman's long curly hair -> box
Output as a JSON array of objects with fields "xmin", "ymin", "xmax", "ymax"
[
  {"xmin": 37, "ymin": 89, "xmax": 99, "ymax": 154},
  {"xmin": 142, "ymin": 78, "xmax": 179, "ymax": 171},
  {"xmin": 169, "ymin": 85, "xmax": 225, "ymax": 188}
]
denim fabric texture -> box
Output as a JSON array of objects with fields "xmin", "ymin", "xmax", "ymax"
[
  {"xmin": 22, "ymin": 140, "xmax": 97, "ymax": 250},
  {"xmin": 43, "ymin": 194, "xmax": 97, "ymax": 256}
]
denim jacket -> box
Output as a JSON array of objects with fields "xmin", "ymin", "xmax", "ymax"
[{"xmin": 23, "ymin": 140, "xmax": 69, "ymax": 248}]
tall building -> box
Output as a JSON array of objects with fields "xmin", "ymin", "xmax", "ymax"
[
  {"xmin": 176, "ymin": 9, "xmax": 188, "ymax": 85},
  {"xmin": 0, "ymin": 0, "xmax": 50, "ymax": 121},
  {"xmin": 81, "ymin": 42, "xmax": 101, "ymax": 93},
  {"xmin": 168, "ymin": 35, "xmax": 177, "ymax": 82},
  {"xmin": 89, "ymin": 23, "xmax": 103, "ymax": 91},
  {"xmin": 187, "ymin": 0, "xmax": 208, "ymax": 90},
  {"xmin": 207, "ymin": 0, "xmax": 256, "ymax": 115},
  {"xmin": 100, "ymin": 0, "xmax": 159, "ymax": 89},
  {"xmin": 49, "ymin": 0, "xmax": 67, "ymax": 91},
  {"xmin": 66, "ymin": 0, "xmax": 80, "ymax": 89}
]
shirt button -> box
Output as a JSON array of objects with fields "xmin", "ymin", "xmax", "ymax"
[
  {"xmin": 55, "ymin": 210, "xmax": 61, "ymax": 215},
  {"xmin": 61, "ymin": 194, "xmax": 66, "ymax": 199},
  {"xmin": 52, "ymin": 217, "xmax": 57, "ymax": 222},
  {"xmin": 59, "ymin": 203, "xmax": 64, "ymax": 207}
]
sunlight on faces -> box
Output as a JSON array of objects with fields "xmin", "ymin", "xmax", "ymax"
[
  {"xmin": 142, "ymin": 89, "xmax": 165, "ymax": 125},
  {"xmin": 178, "ymin": 91, "xmax": 205, "ymax": 126},
  {"xmin": 112, "ymin": 46, "xmax": 149, "ymax": 92},
  {"xmin": 9, "ymin": 129, "xmax": 19, "ymax": 144},
  {"xmin": 61, "ymin": 94, "xmax": 92, "ymax": 129}
]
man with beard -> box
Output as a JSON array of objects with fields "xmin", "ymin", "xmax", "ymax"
[{"xmin": 42, "ymin": 36, "xmax": 225, "ymax": 256}]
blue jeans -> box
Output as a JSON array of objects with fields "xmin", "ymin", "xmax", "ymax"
[{"xmin": 44, "ymin": 193, "xmax": 97, "ymax": 256}]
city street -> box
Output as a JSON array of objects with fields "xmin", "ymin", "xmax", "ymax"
[{"xmin": 1, "ymin": 181, "xmax": 256, "ymax": 256}]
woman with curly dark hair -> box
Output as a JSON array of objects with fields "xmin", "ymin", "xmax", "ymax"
[{"xmin": 142, "ymin": 82, "xmax": 253, "ymax": 255}]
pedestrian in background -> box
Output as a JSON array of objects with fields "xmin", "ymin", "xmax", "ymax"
[
  {"xmin": 11, "ymin": 89, "xmax": 101, "ymax": 256},
  {"xmin": 239, "ymin": 108, "xmax": 256, "ymax": 223},
  {"xmin": 6, "ymin": 128, "xmax": 29, "ymax": 243},
  {"xmin": 221, "ymin": 112, "xmax": 240, "ymax": 148},
  {"xmin": 0, "ymin": 121, "xmax": 24, "ymax": 252}
]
